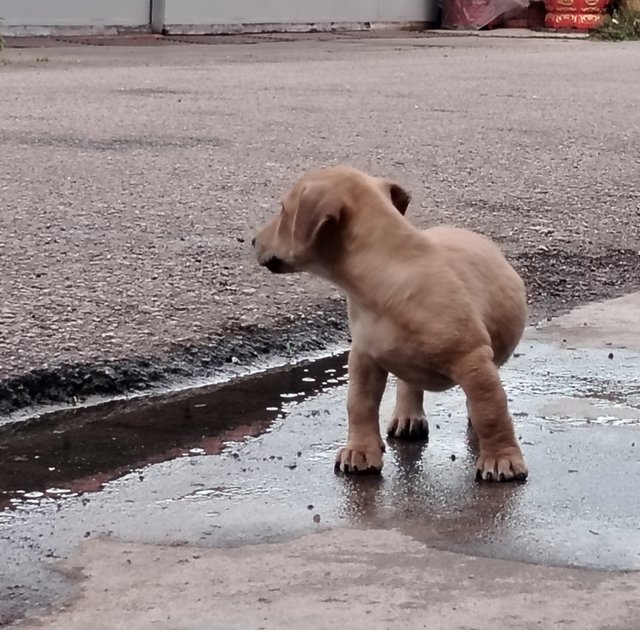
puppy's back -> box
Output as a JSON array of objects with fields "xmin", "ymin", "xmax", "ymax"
[{"xmin": 424, "ymin": 226, "xmax": 527, "ymax": 364}]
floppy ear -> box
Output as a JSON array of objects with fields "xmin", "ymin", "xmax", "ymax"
[
  {"xmin": 291, "ymin": 182, "xmax": 343, "ymax": 257},
  {"xmin": 378, "ymin": 179, "xmax": 411, "ymax": 216}
]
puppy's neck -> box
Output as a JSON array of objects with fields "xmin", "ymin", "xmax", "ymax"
[{"xmin": 323, "ymin": 210, "xmax": 428, "ymax": 308}]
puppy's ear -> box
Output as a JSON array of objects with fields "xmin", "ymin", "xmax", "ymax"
[
  {"xmin": 292, "ymin": 182, "xmax": 343, "ymax": 256},
  {"xmin": 378, "ymin": 179, "xmax": 411, "ymax": 216}
]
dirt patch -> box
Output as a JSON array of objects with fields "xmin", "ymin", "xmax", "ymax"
[{"xmin": 515, "ymin": 248, "xmax": 640, "ymax": 313}]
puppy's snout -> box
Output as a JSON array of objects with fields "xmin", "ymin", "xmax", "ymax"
[
  {"xmin": 265, "ymin": 257, "xmax": 285, "ymax": 273},
  {"xmin": 253, "ymin": 220, "xmax": 291, "ymax": 273}
]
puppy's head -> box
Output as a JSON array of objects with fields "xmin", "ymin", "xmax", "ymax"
[{"xmin": 253, "ymin": 166, "xmax": 410, "ymax": 275}]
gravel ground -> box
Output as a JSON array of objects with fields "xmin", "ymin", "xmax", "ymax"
[{"xmin": 1, "ymin": 35, "xmax": 639, "ymax": 414}]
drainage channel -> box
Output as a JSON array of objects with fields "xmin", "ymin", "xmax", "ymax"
[{"xmin": 0, "ymin": 352, "xmax": 348, "ymax": 516}]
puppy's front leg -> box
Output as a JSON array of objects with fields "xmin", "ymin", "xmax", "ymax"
[
  {"xmin": 452, "ymin": 346, "xmax": 528, "ymax": 482},
  {"xmin": 387, "ymin": 380, "xmax": 429, "ymax": 441},
  {"xmin": 335, "ymin": 347, "xmax": 387, "ymax": 475}
]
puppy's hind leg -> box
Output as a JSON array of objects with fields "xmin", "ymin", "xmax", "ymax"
[
  {"xmin": 451, "ymin": 346, "xmax": 528, "ymax": 482},
  {"xmin": 387, "ymin": 380, "xmax": 429, "ymax": 441}
]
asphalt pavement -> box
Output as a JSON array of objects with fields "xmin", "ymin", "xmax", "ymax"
[{"xmin": 1, "ymin": 35, "xmax": 639, "ymax": 412}]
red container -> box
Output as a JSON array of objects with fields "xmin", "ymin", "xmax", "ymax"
[
  {"xmin": 544, "ymin": 0, "xmax": 609, "ymax": 30},
  {"xmin": 545, "ymin": 0, "xmax": 608, "ymax": 12},
  {"xmin": 544, "ymin": 11, "xmax": 606, "ymax": 26}
]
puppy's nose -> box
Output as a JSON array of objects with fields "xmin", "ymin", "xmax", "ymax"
[{"xmin": 251, "ymin": 237, "xmax": 256, "ymax": 247}]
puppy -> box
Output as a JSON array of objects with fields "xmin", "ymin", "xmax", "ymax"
[{"xmin": 253, "ymin": 166, "xmax": 528, "ymax": 482}]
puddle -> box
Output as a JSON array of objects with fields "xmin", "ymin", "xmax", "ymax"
[
  {"xmin": 1, "ymin": 335, "xmax": 640, "ymax": 625},
  {"xmin": 1, "ymin": 340, "xmax": 638, "ymax": 526},
  {"xmin": 0, "ymin": 351, "xmax": 348, "ymax": 513}
]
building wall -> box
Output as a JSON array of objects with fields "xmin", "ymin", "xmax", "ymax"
[
  {"xmin": 0, "ymin": 0, "xmax": 436, "ymax": 36},
  {"xmin": 0, "ymin": 0, "xmax": 150, "ymax": 34},
  {"xmin": 164, "ymin": 0, "xmax": 435, "ymax": 32}
]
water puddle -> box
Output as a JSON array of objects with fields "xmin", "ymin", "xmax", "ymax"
[
  {"xmin": 2, "ymin": 340, "xmax": 639, "ymax": 519},
  {"xmin": 0, "ymin": 352, "xmax": 348, "ymax": 514},
  {"xmin": 0, "ymin": 337, "xmax": 638, "ymax": 574}
]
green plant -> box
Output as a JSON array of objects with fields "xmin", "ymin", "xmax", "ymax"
[
  {"xmin": 593, "ymin": 5, "xmax": 640, "ymax": 40},
  {"xmin": 0, "ymin": 18, "xmax": 5, "ymax": 51}
]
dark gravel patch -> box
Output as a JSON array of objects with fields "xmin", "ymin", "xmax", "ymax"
[
  {"xmin": 516, "ymin": 248, "xmax": 640, "ymax": 313},
  {"xmin": 2, "ymin": 244, "xmax": 638, "ymax": 417},
  {"xmin": 0, "ymin": 300, "xmax": 349, "ymax": 417}
]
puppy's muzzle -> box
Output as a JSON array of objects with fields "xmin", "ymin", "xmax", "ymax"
[
  {"xmin": 263, "ymin": 256, "xmax": 286, "ymax": 274},
  {"xmin": 253, "ymin": 231, "xmax": 290, "ymax": 273}
]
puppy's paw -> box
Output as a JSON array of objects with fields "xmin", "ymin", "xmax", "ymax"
[
  {"xmin": 475, "ymin": 447, "xmax": 528, "ymax": 482},
  {"xmin": 335, "ymin": 442, "xmax": 384, "ymax": 475},
  {"xmin": 387, "ymin": 414, "xmax": 429, "ymax": 441}
]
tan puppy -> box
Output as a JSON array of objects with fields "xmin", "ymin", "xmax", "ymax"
[{"xmin": 253, "ymin": 166, "xmax": 528, "ymax": 482}]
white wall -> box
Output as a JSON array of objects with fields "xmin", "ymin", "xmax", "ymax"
[
  {"xmin": 0, "ymin": 0, "xmax": 149, "ymax": 32},
  {"xmin": 0, "ymin": 0, "xmax": 436, "ymax": 36},
  {"xmin": 164, "ymin": 0, "xmax": 436, "ymax": 32}
]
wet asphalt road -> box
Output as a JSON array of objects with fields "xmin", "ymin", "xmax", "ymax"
[
  {"xmin": 1, "ymin": 295, "xmax": 639, "ymax": 625},
  {"xmin": 1, "ymin": 35, "xmax": 640, "ymax": 409}
]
